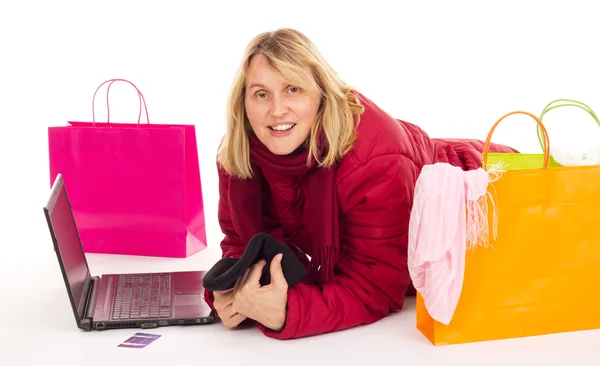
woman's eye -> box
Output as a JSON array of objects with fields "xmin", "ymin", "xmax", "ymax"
[
  {"xmin": 289, "ymin": 87, "xmax": 299, "ymax": 93},
  {"xmin": 256, "ymin": 92, "xmax": 267, "ymax": 99}
]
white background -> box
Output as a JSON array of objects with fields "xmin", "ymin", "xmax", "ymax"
[{"xmin": 1, "ymin": 0, "xmax": 600, "ymax": 364}]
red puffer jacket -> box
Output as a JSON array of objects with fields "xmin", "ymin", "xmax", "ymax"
[{"xmin": 205, "ymin": 93, "xmax": 516, "ymax": 339}]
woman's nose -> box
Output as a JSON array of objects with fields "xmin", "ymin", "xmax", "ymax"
[{"xmin": 271, "ymin": 96, "xmax": 289, "ymax": 117}]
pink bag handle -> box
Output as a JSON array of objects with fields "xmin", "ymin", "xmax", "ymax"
[{"xmin": 92, "ymin": 79, "xmax": 150, "ymax": 125}]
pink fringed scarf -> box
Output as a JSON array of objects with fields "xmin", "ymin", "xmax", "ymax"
[
  {"xmin": 407, "ymin": 162, "xmax": 504, "ymax": 325},
  {"xmin": 227, "ymin": 133, "xmax": 339, "ymax": 284}
]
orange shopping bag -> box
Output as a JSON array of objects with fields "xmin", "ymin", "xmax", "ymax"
[{"xmin": 416, "ymin": 111, "xmax": 600, "ymax": 345}]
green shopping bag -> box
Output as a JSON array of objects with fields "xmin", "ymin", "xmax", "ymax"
[
  {"xmin": 536, "ymin": 98, "xmax": 600, "ymax": 149},
  {"xmin": 486, "ymin": 99, "xmax": 599, "ymax": 170},
  {"xmin": 485, "ymin": 153, "xmax": 561, "ymax": 170}
]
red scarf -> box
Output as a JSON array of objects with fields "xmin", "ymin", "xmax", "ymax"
[{"xmin": 227, "ymin": 132, "xmax": 339, "ymax": 284}]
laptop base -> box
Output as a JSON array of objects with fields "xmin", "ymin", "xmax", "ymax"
[
  {"xmin": 93, "ymin": 316, "xmax": 215, "ymax": 331},
  {"xmin": 90, "ymin": 270, "xmax": 214, "ymax": 331}
]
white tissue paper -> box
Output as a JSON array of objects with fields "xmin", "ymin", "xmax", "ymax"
[{"xmin": 551, "ymin": 144, "xmax": 600, "ymax": 166}]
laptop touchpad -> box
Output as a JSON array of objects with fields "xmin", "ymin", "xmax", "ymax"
[{"xmin": 174, "ymin": 293, "xmax": 203, "ymax": 306}]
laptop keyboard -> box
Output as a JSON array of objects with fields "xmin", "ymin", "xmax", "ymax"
[{"xmin": 112, "ymin": 273, "xmax": 172, "ymax": 320}]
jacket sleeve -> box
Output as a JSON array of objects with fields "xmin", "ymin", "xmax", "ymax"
[
  {"xmin": 432, "ymin": 137, "xmax": 519, "ymax": 170},
  {"xmin": 203, "ymin": 164, "xmax": 247, "ymax": 311},
  {"xmin": 257, "ymin": 154, "xmax": 418, "ymax": 339}
]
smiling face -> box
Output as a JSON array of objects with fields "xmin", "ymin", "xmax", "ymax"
[{"xmin": 244, "ymin": 54, "xmax": 321, "ymax": 155}]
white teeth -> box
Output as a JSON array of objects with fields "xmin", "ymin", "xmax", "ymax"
[{"xmin": 271, "ymin": 124, "xmax": 294, "ymax": 131}]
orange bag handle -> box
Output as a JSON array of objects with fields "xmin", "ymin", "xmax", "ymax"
[{"xmin": 482, "ymin": 111, "xmax": 551, "ymax": 170}]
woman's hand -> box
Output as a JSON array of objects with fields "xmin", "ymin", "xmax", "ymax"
[
  {"xmin": 233, "ymin": 253, "xmax": 288, "ymax": 331},
  {"xmin": 213, "ymin": 289, "xmax": 248, "ymax": 329}
]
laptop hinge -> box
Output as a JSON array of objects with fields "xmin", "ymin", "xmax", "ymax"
[{"xmin": 84, "ymin": 276, "xmax": 101, "ymax": 321}]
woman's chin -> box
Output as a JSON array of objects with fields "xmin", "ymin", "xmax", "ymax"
[
  {"xmin": 267, "ymin": 143, "xmax": 303, "ymax": 156},
  {"xmin": 264, "ymin": 137, "xmax": 305, "ymax": 156}
]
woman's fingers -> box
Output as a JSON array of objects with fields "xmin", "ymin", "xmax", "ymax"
[
  {"xmin": 223, "ymin": 312, "xmax": 246, "ymax": 329},
  {"xmin": 224, "ymin": 302, "xmax": 238, "ymax": 317}
]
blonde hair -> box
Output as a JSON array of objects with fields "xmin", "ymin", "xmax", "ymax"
[{"xmin": 217, "ymin": 28, "xmax": 364, "ymax": 179}]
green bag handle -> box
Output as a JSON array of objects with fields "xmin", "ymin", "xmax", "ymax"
[{"xmin": 536, "ymin": 98, "xmax": 600, "ymax": 149}]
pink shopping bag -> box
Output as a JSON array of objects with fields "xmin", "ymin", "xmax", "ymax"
[{"xmin": 48, "ymin": 79, "xmax": 207, "ymax": 257}]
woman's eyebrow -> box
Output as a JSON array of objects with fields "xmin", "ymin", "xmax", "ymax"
[{"xmin": 248, "ymin": 83, "xmax": 267, "ymax": 90}]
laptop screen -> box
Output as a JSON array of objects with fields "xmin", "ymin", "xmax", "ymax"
[{"xmin": 46, "ymin": 176, "xmax": 91, "ymax": 319}]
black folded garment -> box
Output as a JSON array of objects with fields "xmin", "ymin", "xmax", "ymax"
[{"xmin": 202, "ymin": 232, "xmax": 307, "ymax": 291}]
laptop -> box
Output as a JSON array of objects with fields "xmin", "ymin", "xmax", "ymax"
[{"xmin": 43, "ymin": 173, "xmax": 215, "ymax": 331}]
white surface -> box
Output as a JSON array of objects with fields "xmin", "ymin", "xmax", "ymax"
[
  {"xmin": 3, "ymin": 248, "xmax": 600, "ymax": 365},
  {"xmin": 2, "ymin": 0, "xmax": 600, "ymax": 364}
]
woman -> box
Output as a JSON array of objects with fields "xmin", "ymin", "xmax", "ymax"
[{"xmin": 204, "ymin": 28, "xmax": 515, "ymax": 339}]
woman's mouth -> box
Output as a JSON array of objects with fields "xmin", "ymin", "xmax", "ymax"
[
  {"xmin": 268, "ymin": 123, "xmax": 296, "ymax": 131},
  {"xmin": 268, "ymin": 123, "xmax": 296, "ymax": 137}
]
